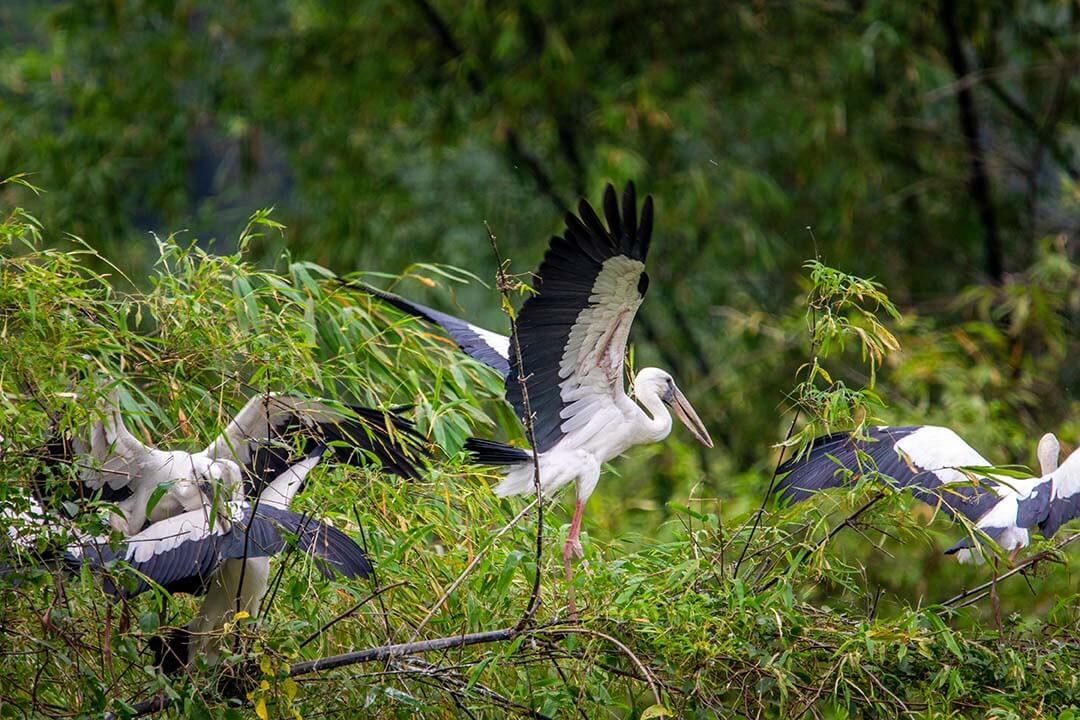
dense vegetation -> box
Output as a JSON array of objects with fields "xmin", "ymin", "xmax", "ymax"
[{"xmin": 1, "ymin": 1, "xmax": 1079, "ymax": 717}]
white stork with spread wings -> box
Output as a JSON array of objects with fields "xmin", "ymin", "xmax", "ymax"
[
  {"xmin": 29, "ymin": 392, "xmax": 428, "ymax": 671},
  {"xmin": 354, "ymin": 183, "xmax": 713, "ymax": 613},
  {"xmin": 776, "ymin": 425, "xmax": 1080, "ymax": 564}
]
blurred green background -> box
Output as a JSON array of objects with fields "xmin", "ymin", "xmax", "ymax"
[{"xmin": 2, "ymin": 0, "xmax": 1079, "ymax": 611}]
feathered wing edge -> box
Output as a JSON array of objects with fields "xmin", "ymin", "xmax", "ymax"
[
  {"xmin": 464, "ymin": 437, "xmax": 532, "ymax": 465},
  {"xmin": 65, "ymin": 503, "xmax": 372, "ymax": 599},
  {"xmin": 505, "ymin": 182, "xmax": 653, "ymax": 453},
  {"xmin": 237, "ymin": 402, "xmax": 432, "ymax": 499},
  {"xmin": 341, "ymin": 280, "xmax": 511, "ymax": 378}
]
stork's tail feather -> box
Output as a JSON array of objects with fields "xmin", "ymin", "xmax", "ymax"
[{"xmin": 464, "ymin": 438, "xmax": 532, "ymax": 466}]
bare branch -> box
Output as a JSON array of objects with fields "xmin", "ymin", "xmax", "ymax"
[{"xmin": 939, "ymin": 530, "xmax": 1080, "ymax": 609}]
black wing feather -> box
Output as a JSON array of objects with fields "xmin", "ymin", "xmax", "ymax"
[
  {"xmin": 69, "ymin": 503, "xmax": 371, "ymax": 598},
  {"xmin": 506, "ymin": 182, "xmax": 652, "ymax": 453},
  {"xmin": 464, "ymin": 437, "xmax": 533, "ymax": 465},
  {"xmin": 776, "ymin": 426, "xmax": 1002, "ymax": 521},
  {"xmin": 242, "ymin": 405, "xmax": 428, "ymax": 498},
  {"xmin": 348, "ymin": 281, "xmax": 510, "ymax": 378},
  {"xmin": 1040, "ymin": 483, "xmax": 1080, "ymax": 538}
]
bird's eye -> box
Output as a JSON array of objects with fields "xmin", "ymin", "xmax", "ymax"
[{"xmin": 662, "ymin": 379, "xmax": 676, "ymax": 403}]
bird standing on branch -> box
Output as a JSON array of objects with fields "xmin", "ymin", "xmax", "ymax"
[{"xmin": 352, "ymin": 183, "xmax": 714, "ymax": 615}]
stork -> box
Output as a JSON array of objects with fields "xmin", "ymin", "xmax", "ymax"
[
  {"xmin": 39, "ymin": 391, "xmax": 426, "ymax": 536},
  {"xmin": 68, "ymin": 446, "xmax": 373, "ymax": 669},
  {"xmin": 354, "ymin": 183, "xmax": 714, "ymax": 614},
  {"xmin": 776, "ymin": 425, "xmax": 1080, "ymax": 564},
  {"xmin": 23, "ymin": 390, "xmax": 428, "ymax": 669}
]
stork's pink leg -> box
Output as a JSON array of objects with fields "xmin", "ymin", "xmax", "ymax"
[{"xmin": 563, "ymin": 498, "xmax": 585, "ymax": 619}]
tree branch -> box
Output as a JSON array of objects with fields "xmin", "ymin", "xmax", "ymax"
[
  {"xmin": 982, "ymin": 77, "xmax": 1080, "ymax": 182},
  {"xmin": 938, "ymin": 530, "xmax": 1080, "ymax": 609},
  {"xmin": 114, "ymin": 628, "xmax": 533, "ymax": 718}
]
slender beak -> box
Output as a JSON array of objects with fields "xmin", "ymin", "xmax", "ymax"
[{"xmin": 669, "ymin": 386, "xmax": 713, "ymax": 448}]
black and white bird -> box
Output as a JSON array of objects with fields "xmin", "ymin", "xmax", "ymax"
[
  {"xmin": 68, "ymin": 445, "xmax": 372, "ymax": 669},
  {"xmin": 776, "ymin": 425, "xmax": 1080, "ymax": 563},
  {"xmin": 38, "ymin": 391, "xmax": 425, "ymax": 536},
  {"xmin": 20, "ymin": 390, "xmax": 427, "ymax": 668},
  {"xmin": 354, "ymin": 183, "xmax": 714, "ymax": 612}
]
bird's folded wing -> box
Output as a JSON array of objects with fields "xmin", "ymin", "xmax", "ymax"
[
  {"xmin": 68, "ymin": 502, "xmax": 370, "ymax": 597},
  {"xmin": 507, "ymin": 183, "xmax": 652, "ymax": 453},
  {"xmin": 776, "ymin": 425, "xmax": 1005, "ymax": 522},
  {"xmin": 67, "ymin": 502, "xmax": 242, "ymax": 597}
]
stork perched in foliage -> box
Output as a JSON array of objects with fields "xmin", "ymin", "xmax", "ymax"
[
  {"xmin": 67, "ymin": 445, "xmax": 374, "ymax": 669},
  {"xmin": 21, "ymin": 389, "xmax": 428, "ymax": 669},
  {"xmin": 776, "ymin": 425, "xmax": 1080, "ymax": 563},
  {"xmin": 353, "ymin": 183, "xmax": 714, "ymax": 614}
]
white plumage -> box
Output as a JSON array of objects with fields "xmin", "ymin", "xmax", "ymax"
[
  {"xmin": 778, "ymin": 424, "xmax": 1080, "ymax": 565},
  {"xmin": 357, "ymin": 183, "xmax": 714, "ymax": 615}
]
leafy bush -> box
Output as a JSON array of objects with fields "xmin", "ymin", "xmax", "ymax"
[{"xmin": 2, "ymin": 176, "xmax": 1079, "ymax": 719}]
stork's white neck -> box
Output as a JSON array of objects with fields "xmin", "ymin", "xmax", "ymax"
[
  {"xmin": 260, "ymin": 453, "xmax": 323, "ymax": 510},
  {"xmin": 634, "ymin": 387, "xmax": 673, "ymax": 445}
]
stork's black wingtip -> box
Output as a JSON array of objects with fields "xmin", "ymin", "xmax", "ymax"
[
  {"xmin": 943, "ymin": 537, "xmax": 973, "ymax": 555},
  {"xmin": 464, "ymin": 437, "xmax": 532, "ymax": 465}
]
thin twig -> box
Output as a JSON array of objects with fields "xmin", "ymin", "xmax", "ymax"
[
  {"xmin": 354, "ymin": 508, "xmax": 394, "ymax": 642},
  {"xmin": 485, "ymin": 221, "xmax": 546, "ymax": 630},
  {"xmin": 407, "ymin": 499, "xmax": 539, "ymax": 643},
  {"xmin": 939, "ymin": 530, "xmax": 1080, "ymax": 609},
  {"xmin": 755, "ymin": 491, "xmax": 886, "ymax": 594},
  {"xmin": 298, "ymin": 581, "xmax": 409, "ymax": 650},
  {"xmin": 540, "ymin": 626, "xmax": 662, "ymax": 707}
]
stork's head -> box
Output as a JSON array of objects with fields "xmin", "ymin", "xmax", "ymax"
[
  {"xmin": 197, "ymin": 458, "xmax": 244, "ymax": 502},
  {"xmin": 1037, "ymin": 432, "xmax": 1061, "ymax": 476},
  {"xmin": 633, "ymin": 368, "xmax": 713, "ymax": 448},
  {"xmin": 173, "ymin": 455, "xmax": 243, "ymax": 507}
]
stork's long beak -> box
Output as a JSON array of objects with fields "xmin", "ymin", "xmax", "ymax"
[{"xmin": 669, "ymin": 386, "xmax": 713, "ymax": 448}]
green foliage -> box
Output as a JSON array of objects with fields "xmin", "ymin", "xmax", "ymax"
[
  {"xmin": 1, "ymin": 1, "xmax": 1079, "ymax": 714},
  {"xmin": 2, "ymin": 179, "xmax": 1079, "ymax": 718}
]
